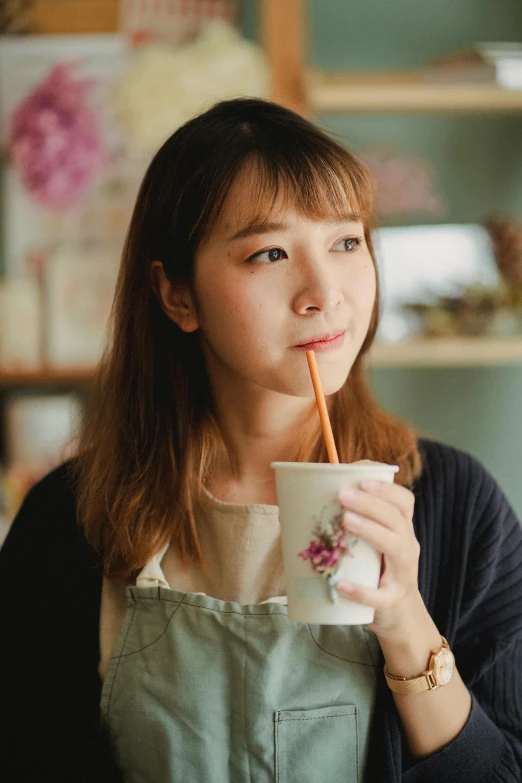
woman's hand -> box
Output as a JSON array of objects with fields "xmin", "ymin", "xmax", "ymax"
[
  {"xmin": 336, "ymin": 480, "xmax": 473, "ymax": 762},
  {"xmin": 336, "ymin": 480, "xmax": 424, "ymax": 641}
]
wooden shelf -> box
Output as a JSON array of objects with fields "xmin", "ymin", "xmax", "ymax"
[
  {"xmin": 308, "ymin": 69, "xmax": 522, "ymax": 113},
  {"xmin": 24, "ymin": 5, "xmax": 522, "ymax": 115},
  {"xmin": 0, "ymin": 368, "xmax": 95, "ymax": 387},
  {"xmin": 29, "ymin": 0, "xmax": 119, "ymax": 34},
  {"xmin": 369, "ymin": 337, "xmax": 522, "ymax": 367}
]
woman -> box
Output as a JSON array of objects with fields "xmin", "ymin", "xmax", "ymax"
[{"xmin": 1, "ymin": 98, "xmax": 521, "ymax": 782}]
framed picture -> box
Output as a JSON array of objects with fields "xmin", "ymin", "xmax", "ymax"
[{"xmin": 0, "ymin": 33, "xmax": 139, "ymax": 278}]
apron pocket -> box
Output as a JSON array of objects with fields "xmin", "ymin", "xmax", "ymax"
[{"xmin": 274, "ymin": 704, "xmax": 358, "ymax": 783}]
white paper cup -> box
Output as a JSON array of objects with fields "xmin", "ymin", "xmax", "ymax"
[{"xmin": 271, "ymin": 461, "xmax": 399, "ymax": 625}]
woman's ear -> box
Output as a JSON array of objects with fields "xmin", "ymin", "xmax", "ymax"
[{"xmin": 150, "ymin": 261, "xmax": 199, "ymax": 333}]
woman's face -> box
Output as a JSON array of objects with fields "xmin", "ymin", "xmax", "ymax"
[{"xmin": 190, "ymin": 170, "xmax": 377, "ymax": 398}]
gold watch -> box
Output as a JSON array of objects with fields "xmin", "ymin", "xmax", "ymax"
[{"xmin": 384, "ymin": 637, "xmax": 455, "ymax": 694}]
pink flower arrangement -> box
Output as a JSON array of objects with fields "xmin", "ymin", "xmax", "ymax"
[
  {"xmin": 9, "ymin": 63, "xmax": 105, "ymax": 210},
  {"xmin": 359, "ymin": 148, "xmax": 446, "ymax": 219},
  {"xmin": 299, "ymin": 528, "xmax": 351, "ymax": 573}
]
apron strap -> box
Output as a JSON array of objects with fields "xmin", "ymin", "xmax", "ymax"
[{"xmin": 135, "ymin": 542, "xmax": 171, "ymax": 588}]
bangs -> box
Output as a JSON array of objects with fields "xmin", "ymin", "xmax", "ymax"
[{"xmin": 196, "ymin": 142, "xmax": 374, "ymax": 245}]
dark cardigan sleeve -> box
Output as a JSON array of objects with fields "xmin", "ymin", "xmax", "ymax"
[
  {"xmin": 0, "ymin": 464, "xmax": 122, "ymax": 783},
  {"xmin": 403, "ymin": 443, "xmax": 522, "ymax": 783}
]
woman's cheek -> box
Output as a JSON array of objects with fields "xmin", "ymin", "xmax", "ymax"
[{"xmin": 358, "ymin": 258, "xmax": 377, "ymax": 304}]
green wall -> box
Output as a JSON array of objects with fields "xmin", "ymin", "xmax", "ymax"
[
  {"xmin": 242, "ymin": 0, "xmax": 522, "ymax": 516},
  {"xmin": 306, "ymin": 0, "xmax": 522, "ymax": 70},
  {"xmin": 369, "ymin": 365, "xmax": 522, "ymax": 515},
  {"xmin": 320, "ymin": 114, "xmax": 522, "ymax": 226}
]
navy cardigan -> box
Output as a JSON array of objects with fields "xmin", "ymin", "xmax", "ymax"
[{"xmin": 1, "ymin": 438, "xmax": 521, "ymax": 782}]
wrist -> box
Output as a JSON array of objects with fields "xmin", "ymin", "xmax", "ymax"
[{"xmin": 377, "ymin": 592, "xmax": 443, "ymax": 678}]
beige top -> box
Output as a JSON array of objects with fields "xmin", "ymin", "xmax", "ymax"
[{"xmin": 99, "ymin": 489, "xmax": 285, "ymax": 679}]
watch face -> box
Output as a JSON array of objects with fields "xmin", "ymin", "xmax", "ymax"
[{"xmin": 433, "ymin": 648, "xmax": 455, "ymax": 686}]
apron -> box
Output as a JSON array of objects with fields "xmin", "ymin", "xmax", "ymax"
[{"xmin": 100, "ymin": 545, "xmax": 381, "ymax": 783}]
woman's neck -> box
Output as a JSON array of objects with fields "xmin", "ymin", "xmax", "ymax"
[{"xmin": 208, "ymin": 389, "xmax": 316, "ymax": 505}]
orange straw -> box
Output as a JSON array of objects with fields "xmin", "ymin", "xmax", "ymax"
[{"xmin": 306, "ymin": 350, "xmax": 339, "ymax": 463}]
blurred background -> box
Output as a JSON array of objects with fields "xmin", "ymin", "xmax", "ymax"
[{"xmin": 1, "ymin": 0, "xmax": 522, "ymax": 543}]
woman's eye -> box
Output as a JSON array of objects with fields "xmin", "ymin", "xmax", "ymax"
[
  {"xmin": 332, "ymin": 236, "xmax": 362, "ymax": 253},
  {"xmin": 248, "ymin": 247, "xmax": 286, "ymax": 263}
]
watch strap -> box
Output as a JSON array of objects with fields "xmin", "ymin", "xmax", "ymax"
[
  {"xmin": 384, "ymin": 664, "xmax": 436, "ymax": 694},
  {"xmin": 384, "ymin": 637, "xmax": 450, "ymax": 695}
]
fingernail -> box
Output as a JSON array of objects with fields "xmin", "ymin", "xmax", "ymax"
[
  {"xmin": 339, "ymin": 487, "xmax": 358, "ymax": 503},
  {"xmin": 337, "ymin": 580, "xmax": 355, "ymax": 593},
  {"xmin": 360, "ymin": 479, "xmax": 382, "ymax": 492}
]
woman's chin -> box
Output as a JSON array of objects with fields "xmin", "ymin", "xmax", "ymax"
[
  {"xmin": 317, "ymin": 373, "xmax": 350, "ymax": 397},
  {"xmin": 281, "ymin": 369, "xmax": 351, "ymax": 398}
]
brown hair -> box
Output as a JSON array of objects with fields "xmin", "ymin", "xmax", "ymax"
[{"xmin": 74, "ymin": 98, "xmax": 421, "ymax": 580}]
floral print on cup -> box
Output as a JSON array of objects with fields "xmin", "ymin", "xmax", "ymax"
[{"xmin": 297, "ymin": 502, "xmax": 359, "ymax": 603}]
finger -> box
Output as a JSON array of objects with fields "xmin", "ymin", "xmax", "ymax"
[
  {"xmin": 342, "ymin": 511, "xmax": 403, "ymax": 560},
  {"xmin": 360, "ymin": 481, "xmax": 416, "ymax": 523},
  {"xmin": 335, "ymin": 579, "xmax": 393, "ymax": 610},
  {"xmin": 338, "ymin": 482, "xmax": 415, "ymax": 528},
  {"xmin": 338, "ymin": 486, "xmax": 406, "ymax": 533}
]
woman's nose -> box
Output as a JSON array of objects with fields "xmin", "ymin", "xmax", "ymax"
[{"xmin": 291, "ymin": 261, "xmax": 345, "ymax": 315}]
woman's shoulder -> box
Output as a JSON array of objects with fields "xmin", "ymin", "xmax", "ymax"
[
  {"xmin": 27, "ymin": 458, "xmax": 76, "ymax": 498},
  {"xmin": 23, "ymin": 457, "xmax": 79, "ymax": 510},
  {"xmin": 416, "ymin": 436, "xmax": 491, "ymax": 477},
  {"xmin": 414, "ymin": 436, "xmax": 509, "ymax": 510},
  {"xmin": 413, "ymin": 438, "xmax": 522, "ymax": 641},
  {"xmin": 8, "ymin": 460, "xmax": 79, "ymax": 543},
  {"xmin": 413, "ymin": 436, "xmax": 520, "ymax": 565},
  {"xmin": 0, "ymin": 458, "xmax": 100, "ymax": 579}
]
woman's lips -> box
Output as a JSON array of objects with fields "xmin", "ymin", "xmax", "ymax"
[{"xmin": 293, "ymin": 331, "xmax": 346, "ymax": 352}]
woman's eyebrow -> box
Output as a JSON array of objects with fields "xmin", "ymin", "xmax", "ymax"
[
  {"xmin": 228, "ymin": 221, "xmax": 287, "ymax": 242},
  {"xmin": 227, "ymin": 214, "xmax": 359, "ymax": 243}
]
